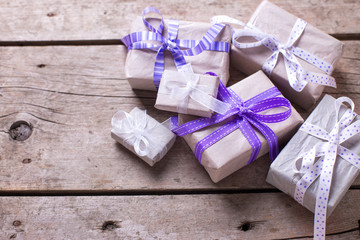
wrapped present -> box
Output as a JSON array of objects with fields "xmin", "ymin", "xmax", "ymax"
[
  {"xmin": 266, "ymin": 95, "xmax": 360, "ymax": 240},
  {"xmin": 121, "ymin": 7, "xmax": 232, "ymax": 91},
  {"xmin": 111, "ymin": 107, "xmax": 176, "ymax": 166},
  {"xmin": 212, "ymin": 0, "xmax": 344, "ymax": 109},
  {"xmin": 155, "ymin": 69, "xmax": 230, "ymax": 118},
  {"xmin": 171, "ymin": 71, "xmax": 304, "ymax": 182}
]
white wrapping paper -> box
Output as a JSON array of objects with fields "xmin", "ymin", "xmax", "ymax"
[{"xmin": 267, "ymin": 95, "xmax": 360, "ymax": 216}]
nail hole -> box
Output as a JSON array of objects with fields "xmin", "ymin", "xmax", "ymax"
[
  {"xmin": 13, "ymin": 220, "xmax": 21, "ymax": 227},
  {"xmin": 9, "ymin": 121, "xmax": 33, "ymax": 141},
  {"xmin": 47, "ymin": 12, "xmax": 56, "ymax": 17},
  {"xmin": 101, "ymin": 221, "xmax": 120, "ymax": 231},
  {"xmin": 37, "ymin": 64, "xmax": 46, "ymax": 68},
  {"xmin": 237, "ymin": 222, "xmax": 254, "ymax": 231},
  {"xmin": 22, "ymin": 158, "xmax": 32, "ymax": 164}
]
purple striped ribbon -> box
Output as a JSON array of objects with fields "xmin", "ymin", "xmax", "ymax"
[
  {"xmin": 121, "ymin": 7, "xmax": 230, "ymax": 89},
  {"xmin": 171, "ymin": 81, "xmax": 292, "ymax": 164}
]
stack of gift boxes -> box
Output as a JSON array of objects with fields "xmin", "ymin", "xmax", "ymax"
[{"xmin": 111, "ymin": 1, "xmax": 360, "ymax": 239}]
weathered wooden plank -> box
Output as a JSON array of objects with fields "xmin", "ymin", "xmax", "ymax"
[
  {"xmin": 0, "ymin": 41, "xmax": 359, "ymax": 191},
  {"xmin": 0, "ymin": 0, "xmax": 357, "ymax": 42},
  {"xmin": 0, "ymin": 191, "xmax": 359, "ymax": 239}
]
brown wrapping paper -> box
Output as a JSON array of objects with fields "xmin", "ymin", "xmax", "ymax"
[
  {"xmin": 125, "ymin": 17, "xmax": 231, "ymax": 91},
  {"xmin": 231, "ymin": 0, "xmax": 344, "ymax": 110},
  {"xmin": 155, "ymin": 70, "xmax": 220, "ymax": 118},
  {"xmin": 111, "ymin": 107, "xmax": 176, "ymax": 166},
  {"xmin": 266, "ymin": 95, "xmax": 360, "ymax": 216},
  {"xmin": 179, "ymin": 71, "xmax": 304, "ymax": 183}
]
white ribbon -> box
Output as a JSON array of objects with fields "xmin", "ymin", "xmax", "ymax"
[
  {"xmin": 161, "ymin": 64, "xmax": 230, "ymax": 115},
  {"xmin": 293, "ymin": 97, "xmax": 360, "ymax": 240},
  {"xmin": 111, "ymin": 108, "xmax": 167, "ymax": 158},
  {"xmin": 211, "ymin": 15, "xmax": 337, "ymax": 92}
]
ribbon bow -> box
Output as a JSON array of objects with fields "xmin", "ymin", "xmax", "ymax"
[
  {"xmin": 294, "ymin": 97, "xmax": 360, "ymax": 240},
  {"xmin": 121, "ymin": 7, "xmax": 229, "ymax": 89},
  {"xmin": 161, "ymin": 69, "xmax": 230, "ymax": 115},
  {"xmin": 112, "ymin": 108, "xmax": 167, "ymax": 158},
  {"xmin": 211, "ymin": 15, "xmax": 336, "ymax": 92},
  {"xmin": 171, "ymin": 81, "xmax": 291, "ymax": 164}
]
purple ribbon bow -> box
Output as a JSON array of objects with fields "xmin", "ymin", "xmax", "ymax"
[
  {"xmin": 121, "ymin": 6, "xmax": 230, "ymax": 89},
  {"xmin": 171, "ymin": 81, "xmax": 292, "ymax": 164}
]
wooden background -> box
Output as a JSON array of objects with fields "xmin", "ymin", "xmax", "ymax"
[{"xmin": 0, "ymin": 0, "xmax": 359, "ymax": 239}]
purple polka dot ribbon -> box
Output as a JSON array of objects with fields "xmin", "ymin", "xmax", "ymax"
[
  {"xmin": 294, "ymin": 97, "xmax": 360, "ymax": 240},
  {"xmin": 171, "ymin": 80, "xmax": 292, "ymax": 164},
  {"xmin": 121, "ymin": 7, "xmax": 230, "ymax": 89},
  {"xmin": 211, "ymin": 15, "xmax": 336, "ymax": 92}
]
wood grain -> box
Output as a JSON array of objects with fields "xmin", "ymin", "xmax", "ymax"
[
  {"xmin": 0, "ymin": 41, "xmax": 359, "ymax": 191},
  {"xmin": 0, "ymin": 0, "xmax": 357, "ymax": 42},
  {"xmin": 0, "ymin": 191, "xmax": 359, "ymax": 240},
  {"xmin": 0, "ymin": 1, "xmax": 358, "ymax": 239}
]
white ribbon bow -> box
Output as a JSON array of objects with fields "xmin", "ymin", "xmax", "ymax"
[
  {"xmin": 162, "ymin": 64, "xmax": 230, "ymax": 115},
  {"xmin": 111, "ymin": 109, "xmax": 167, "ymax": 158},
  {"xmin": 294, "ymin": 97, "xmax": 360, "ymax": 240},
  {"xmin": 211, "ymin": 15, "xmax": 336, "ymax": 92}
]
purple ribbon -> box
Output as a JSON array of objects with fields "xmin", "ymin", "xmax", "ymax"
[
  {"xmin": 171, "ymin": 81, "xmax": 292, "ymax": 164},
  {"xmin": 121, "ymin": 7, "xmax": 230, "ymax": 89}
]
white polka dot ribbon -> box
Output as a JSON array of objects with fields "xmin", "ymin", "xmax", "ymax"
[
  {"xmin": 211, "ymin": 15, "xmax": 337, "ymax": 92},
  {"xmin": 294, "ymin": 97, "xmax": 360, "ymax": 240}
]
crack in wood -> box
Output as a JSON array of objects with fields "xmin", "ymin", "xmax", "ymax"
[
  {"xmin": 22, "ymin": 102, "xmax": 64, "ymax": 114},
  {"xmin": 341, "ymin": 56, "xmax": 360, "ymax": 61},
  {"xmin": 0, "ymin": 112, "xmax": 18, "ymax": 119},
  {"xmin": 272, "ymin": 224, "xmax": 360, "ymax": 240},
  {"xmin": 0, "ymin": 86, "xmax": 154, "ymax": 99},
  {"xmin": 26, "ymin": 113, "xmax": 64, "ymax": 125}
]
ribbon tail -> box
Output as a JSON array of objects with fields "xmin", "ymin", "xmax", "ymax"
[
  {"xmin": 194, "ymin": 119, "xmax": 238, "ymax": 163},
  {"xmin": 282, "ymin": 54, "xmax": 308, "ymax": 92},
  {"xmin": 262, "ymin": 51, "xmax": 280, "ymax": 76},
  {"xmin": 297, "ymin": 68, "xmax": 337, "ymax": 89},
  {"xmin": 245, "ymin": 117, "xmax": 278, "ymax": 161},
  {"xmin": 313, "ymin": 147, "xmax": 337, "ymax": 240},
  {"xmin": 237, "ymin": 118, "xmax": 262, "ymax": 164},
  {"xmin": 190, "ymin": 87, "xmax": 231, "ymax": 115},
  {"xmin": 153, "ymin": 47, "xmax": 166, "ymax": 89}
]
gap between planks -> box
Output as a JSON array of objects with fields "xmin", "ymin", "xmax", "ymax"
[
  {"xmin": 0, "ymin": 187, "xmax": 359, "ymax": 197},
  {"xmin": 0, "ymin": 33, "xmax": 357, "ymax": 47}
]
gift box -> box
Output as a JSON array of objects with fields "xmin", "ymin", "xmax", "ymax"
[
  {"xmin": 155, "ymin": 70, "xmax": 221, "ymax": 118},
  {"xmin": 111, "ymin": 107, "xmax": 176, "ymax": 166},
  {"xmin": 266, "ymin": 95, "xmax": 360, "ymax": 217},
  {"xmin": 122, "ymin": 7, "xmax": 232, "ymax": 91},
  {"xmin": 230, "ymin": 0, "xmax": 344, "ymax": 109},
  {"xmin": 173, "ymin": 71, "xmax": 304, "ymax": 183}
]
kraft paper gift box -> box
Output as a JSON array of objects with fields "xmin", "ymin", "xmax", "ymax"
[
  {"xmin": 176, "ymin": 71, "xmax": 304, "ymax": 183},
  {"xmin": 266, "ymin": 94, "xmax": 360, "ymax": 216},
  {"xmin": 155, "ymin": 70, "xmax": 220, "ymax": 118},
  {"xmin": 230, "ymin": 0, "xmax": 344, "ymax": 110},
  {"xmin": 122, "ymin": 7, "xmax": 232, "ymax": 91},
  {"xmin": 111, "ymin": 107, "xmax": 176, "ymax": 166}
]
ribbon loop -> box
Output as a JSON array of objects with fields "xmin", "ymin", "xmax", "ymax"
[
  {"xmin": 171, "ymin": 81, "xmax": 291, "ymax": 164},
  {"xmin": 122, "ymin": 8, "xmax": 230, "ymax": 89},
  {"xmin": 142, "ymin": 6, "xmax": 165, "ymax": 34},
  {"xmin": 294, "ymin": 97, "xmax": 359, "ymax": 240},
  {"xmin": 111, "ymin": 109, "xmax": 168, "ymax": 158}
]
